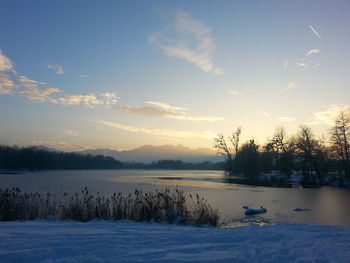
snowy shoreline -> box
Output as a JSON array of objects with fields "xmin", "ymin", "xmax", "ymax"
[{"xmin": 1, "ymin": 220, "xmax": 349, "ymax": 263}]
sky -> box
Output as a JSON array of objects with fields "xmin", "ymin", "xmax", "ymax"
[{"xmin": 0, "ymin": 0, "xmax": 349, "ymax": 151}]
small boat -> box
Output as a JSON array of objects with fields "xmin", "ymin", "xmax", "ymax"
[{"xmin": 243, "ymin": 206, "xmax": 267, "ymax": 215}]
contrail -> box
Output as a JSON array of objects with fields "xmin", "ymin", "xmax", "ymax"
[{"xmin": 309, "ymin": 25, "xmax": 322, "ymax": 39}]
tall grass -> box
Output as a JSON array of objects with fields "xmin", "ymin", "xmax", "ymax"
[{"xmin": 0, "ymin": 187, "xmax": 220, "ymax": 226}]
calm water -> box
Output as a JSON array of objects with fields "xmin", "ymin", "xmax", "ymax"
[{"xmin": 1, "ymin": 169, "xmax": 350, "ymax": 226}]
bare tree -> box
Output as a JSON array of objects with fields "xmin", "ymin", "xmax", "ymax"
[
  {"xmin": 214, "ymin": 133, "xmax": 233, "ymax": 162},
  {"xmin": 264, "ymin": 127, "xmax": 295, "ymax": 176},
  {"xmin": 295, "ymin": 125, "xmax": 321, "ymax": 184},
  {"xmin": 271, "ymin": 127, "xmax": 288, "ymax": 153},
  {"xmin": 330, "ymin": 110, "xmax": 350, "ymax": 177},
  {"xmin": 213, "ymin": 127, "xmax": 242, "ymax": 174},
  {"xmin": 229, "ymin": 127, "xmax": 242, "ymax": 156},
  {"xmin": 213, "ymin": 127, "xmax": 242, "ymax": 161}
]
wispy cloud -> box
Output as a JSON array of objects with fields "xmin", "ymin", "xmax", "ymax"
[
  {"xmin": 307, "ymin": 104, "xmax": 350, "ymax": 126},
  {"xmin": 306, "ymin": 49, "xmax": 320, "ymax": 56},
  {"xmin": 16, "ymin": 75, "xmax": 119, "ymax": 107},
  {"xmin": 309, "ymin": 25, "xmax": 322, "ymax": 40},
  {"xmin": 19, "ymin": 87, "xmax": 60, "ymax": 103},
  {"xmin": 0, "ymin": 73, "xmax": 14, "ymax": 94},
  {"xmin": 149, "ymin": 11, "xmax": 222, "ymax": 75},
  {"xmin": 120, "ymin": 105, "xmax": 223, "ymax": 121},
  {"xmin": 145, "ymin": 101, "xmax": 187, "ymax": 111},
  {"xmin": 0, "ymin": 50, "xmax": 15, "ymax": 94},
  {"xmin": 93, "ymin": 119, "xmax": 216, "ymax": 139},
  {"xmin": 63, "ymin": 130, "xmax": 80, "ymax": 136},
  {"xmin": 18, "ymin": 75, "xmax": 46, "ymax": 88},
  {"xmin": 262, "ymin": 112, "xmax": 295, "ymax": 122},
  {"xmin": 296, "ymin": 51, "xmax": 321, "ymax": 70},
  {"xmin": 0, "ymin": 50, "xmax": 119, "ymax": 108},
  {"xmin": 58, "ymin": 93, "xmax": 118, "ymax": 107},
  {"xmin": 281, "ymin": 82, "xmax": 297, "ymax": 92},
  {"xmin": 0, "ymin": 50, "xmax": 14, "ymax": 72},
  {"xmin": 278, "ymin": 47, "xmax": 321, "ymax": 72},
  {"xmin": 47, "ymin": 63, "xmax": 64, "ymax": 75},
  {"xmin": 20, "ymin": 85, "xmax": 118, "ymax": 107},
  {"xmin": 119, "ymin": 101, "xmax": 223, "ymax": 122},
  {"xmin": 99, "ymin": 93, "xmax": 119, "ymax": 105},
  {"xmin": 228, "ymin": 89, "xmax": 238, "ymax": 96}
]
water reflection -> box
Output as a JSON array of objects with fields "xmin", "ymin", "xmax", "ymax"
[{"xmin": 155, "ymin": 175, "xmax": 295, "ymax": 188}]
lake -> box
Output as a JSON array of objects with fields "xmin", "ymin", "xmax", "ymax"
[{"xmin": 1, "ymin": 169, "xmax": 349, "ymax": 226}]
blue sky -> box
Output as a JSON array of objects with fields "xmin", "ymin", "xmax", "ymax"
[{"xmin": 0, "ymin": 0, "xmax": 349, "ymax": 151}]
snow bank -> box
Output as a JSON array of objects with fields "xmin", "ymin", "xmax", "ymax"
[{"xmin": 0, "ymin": 220, "xmax": 349, "ymax": 263}]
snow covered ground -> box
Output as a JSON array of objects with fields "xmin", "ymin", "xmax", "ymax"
[{"xmin": 0, "ymin": 220, "xmax": 349, "ymax": 263}]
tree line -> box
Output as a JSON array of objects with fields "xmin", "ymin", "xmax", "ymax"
[
  {"xmin": 214, "ymin": 110, "xmax": 350, "ymax": 186},
  {"xmin": 0, "ymin": 146, "xmax": 124, "ymax": 170},
  {"xmin": 0, "ymin": 146, "xmax": 223, "ymax": 171}
]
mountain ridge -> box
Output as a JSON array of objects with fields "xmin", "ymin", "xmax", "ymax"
[{"xmin": 78, "ymin": 144, "xmax": 219, "ymax": 163}]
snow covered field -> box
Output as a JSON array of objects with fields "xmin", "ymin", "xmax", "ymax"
[{"xmin": 0, "ymin": 221, "xmax": 349, "ymax": 263}]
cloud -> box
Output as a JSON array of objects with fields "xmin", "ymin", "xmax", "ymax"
[
  {"xmin": 306, "ymin": 49, "xmax": 320, "ymax": 56},
  {"xmin": 119, "ymin": 101, "xmax": 223, "ymax": 121},
  {"xmin": 0, "ymin": 50, "xmax": 14, "ymax": 72},
  {"xmin": 58, "ymin": 94, "xmax": 101, "ymax": 106},
  {"xmin": 19, "ymin": 87, "xmax": 61, "ymax": 103},
  {"xmin": 0, "ymin": 51, "xmax": 15, "ymax": 94},
  {"xmin": 99, "ymin": 93, "xmax": 119, "ymax": 105},
  {"xmin": 262, "ymin": 112, "xmax": 295, "ymax": 122},
  {"xmin": 146, "ymin": 101, "xmax": 187, "ymax": 111},
  {"xmin": 149, "ymin": 11, "xmax": 222, "ymax": 75},
  {"xmin": 228, "ymin": 89, "xmax": 238, "ymax": 96},
  {"xmin": 17, "ymin": 85, "xmax": 118, "ymax": 107},
  {"xmin": 296, "ymin": 54, "xmax": 321, "ymax": 70},
  {"xmin": 0, "ymin": 73, "xmax": 14, "ymax": 94},
  {"xmin": 93, "ymin": 119, "xmax": 216, "ymax": 139},
  {"xmin": 281, "ymin": 82, "xmax": 297, "ymax": 92},
  {"xmin": 307, "ymin": 104, "xmax": 350, "ymax": 126},
  {"xmin": 47, "ymin": 64, "xmax": 64, "ymax": 75},
  {"xmin": 18, "ymin": 75, "xmax": 46, "ymax": 88},
  {"xmin": 296, "ymin": 61, "xmax": 308, "ymax": 69},
  {"xmin": 120, "ymin": 105, "xmax": 223, "ymax": 121},
  {"xmin": 58, "ymin": 93, "xmax": 119, "ymax": 107},
  {"xmin": 63, "ymin": 130, "xmax": 80, "ymax": 136},
  {"xmin": 276, "ymin": 117, "xmax": 295, "ymax": 122},
  {"xmin": 19, "ymin": 86, "xmax": 118, "ymax": 107},
  {"xmin": 278, "ymin": 49, "xmax": 320, "ymax": 72},
  {"xmin": 0, "ymin": 50, "xmax": 119, "ymax": 108},
  {"xmin": 309, "ymin": 25, "xmax": 322, "ymax": 40},
  {"xmin": 29, "ymin": 140, "xmax": 90, "ymax": 152}
]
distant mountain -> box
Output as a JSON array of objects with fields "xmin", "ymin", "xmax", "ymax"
[
  {"xmin": 79, "ymin": 144, "xmax": 221, "ymax": 163},
  {"xmin": 30, "ymin": 145, "xmax": 60, "ymax": 152}
]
